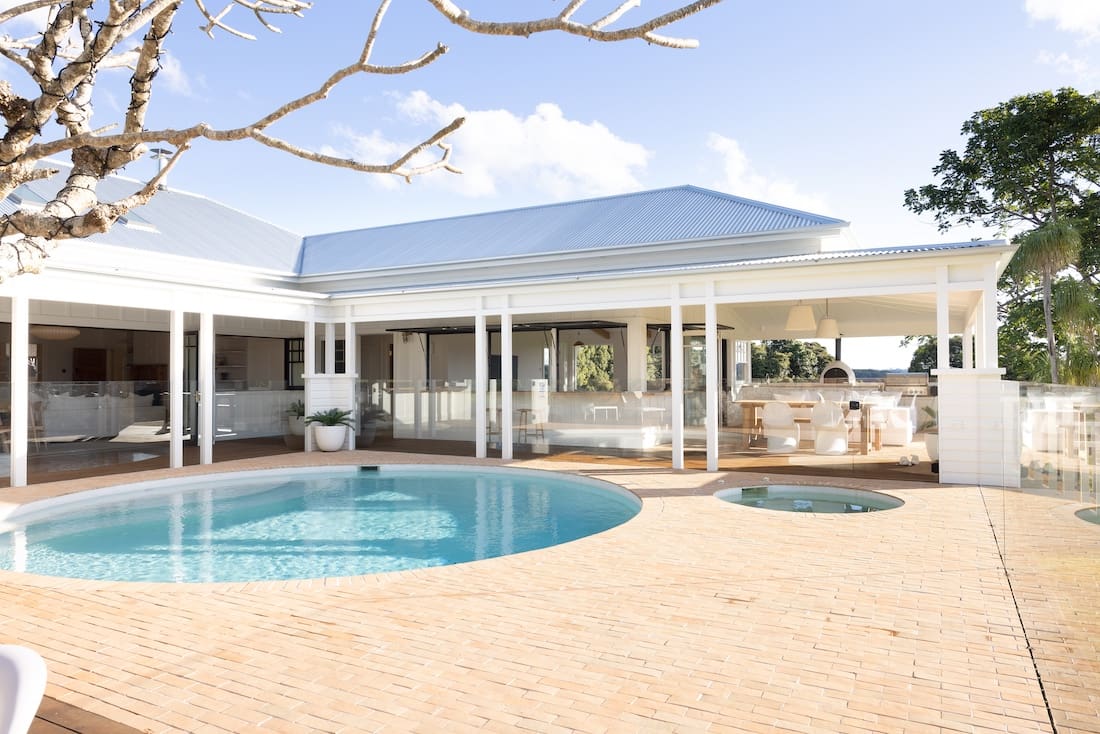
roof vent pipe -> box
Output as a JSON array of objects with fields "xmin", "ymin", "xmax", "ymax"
[{"xmin": 149, "ymin": 147, "xmax": 174, "ymax": 189}]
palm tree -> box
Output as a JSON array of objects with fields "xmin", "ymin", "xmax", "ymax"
[
  {"xmin": 1054, "ymin": 279, "xmax": 1100, "ymax": 386},
  {"xmin": 1010, "ymin": 220, "xmax": 1082, "ymax": 383}
]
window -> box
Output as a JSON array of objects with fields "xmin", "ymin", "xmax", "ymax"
[{"xmin": 285, "ymin": 338, "xmax": 304, "ymax": 390}]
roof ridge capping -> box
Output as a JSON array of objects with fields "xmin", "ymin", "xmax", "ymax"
[{"xmin": 677, "ymin": 184, "xmax": 848, "ymax": 227}]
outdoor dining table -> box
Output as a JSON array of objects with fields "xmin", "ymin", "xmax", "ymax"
[{"xmin": 735, "ymin": 399, "xmax": 874, "ymax": 455}]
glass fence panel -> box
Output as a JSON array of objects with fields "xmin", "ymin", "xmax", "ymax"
[
  {"xmin": 386, "ymin": 379, "xmax": 478, "ymax": 446},
  {"xmin": 528, "ymin": 384, "xmax": 673, "ymax": 456},
  {"xmin": 1019, "ymin": 383, "xmax": 1100, "ymax": 501},
  {"xmin": 724, "ymin": 380, "xmax": 938, "ymax": 476},
  {"xmin": 210, "ymin": 388, "xmax": 304, "ymax": 463},
  {"xmin": 26, "ymin": 380, "xmax": 170, "ymax": 481}
]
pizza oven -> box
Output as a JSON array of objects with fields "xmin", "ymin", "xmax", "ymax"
[{"xmin": 820, "ymin": 360, "xmax": 855, "ymax": 385}]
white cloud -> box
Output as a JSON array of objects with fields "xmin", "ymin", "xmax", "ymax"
[
  {"xmin": 706, "ymin": 133, "xmax": 830, "ymax": 216},
  {"xmin": 1036, "ymin": 49, "xmax": 1099, "ymax": 83},
  {"xmin": 0, "ymin": 0, "xmax": 51, "ymax": 32},
  {"xmin": 159, "ymin": 53, "xmax": 194, "ymax": 97},
  {"xmin": 331, "ymin": 90, "xmax": 650, "ymax": 199},
  {"xmin": 1025, "ymin": 0, "xmax": 1100, "ymax": 39}
]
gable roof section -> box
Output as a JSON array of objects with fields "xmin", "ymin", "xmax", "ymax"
[
  {"xmin": 296, "ymin": 185, "xmax": 848, "ymax": 276},
  {"xmin": 15, "ymin": 166, "xmax": 303, "ymax": 274}
]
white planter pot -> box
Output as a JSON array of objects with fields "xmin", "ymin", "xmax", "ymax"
[
  {"xmin": 313, "ymin": 424, "xmax": 348, "ymax": 452},
  {"xmin": 287, "ymin": 415, "xmax": 306, "ymax": 436}
]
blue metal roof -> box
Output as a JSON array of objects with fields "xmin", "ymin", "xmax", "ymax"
[
  {"xmin": 16, "ymin": 167, "xmax": 303, "ymax": 273},
  {"xmin": 297, "ymin": 185, "xmax": 848, "ymax": 276}
]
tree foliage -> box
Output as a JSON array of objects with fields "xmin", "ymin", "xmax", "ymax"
[
  {"xmin": 751, "ymin": 340, "xmax": 831, "ymax": 382},
  {"xmin": 575, "ymin": 344, "xmax": 614, "ymax": 392},
  {"xmin": 904, "ymin": 335, "xmax": 962, "ymax": 374},
  {"xmin": 904, "ymin": 88, "xmax": 1100, "ymax": 384},
  {"xmin": 0, "ymin": 0, "xmax": 721, "ymax": 279}
]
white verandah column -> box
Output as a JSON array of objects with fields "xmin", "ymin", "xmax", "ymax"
[
  {"xmin": 670, "ymin": 287, "xmax": 685, "ymax": 470},
  {"xmin": 935, "ymin": 266, "xmax": 951, "ymax": 370},
  {"xmin": 625, "ymin": 317, "xmax": 648, "ymax": 392},
  {"xmin": 475, "ymin": 312, "xmax": 488, "ymax": 459},
  {"xmin": 343, "ymin": 318, "xmax": 357, "ymax": 450},
  {"xmin": 169, "ymin": 308, "xmax": 184, "ymax": 468},
  {"xmin": 501, "ymin": 311, "xmax": 513, "ymax": 461},
  {"xmin": 303, "ymin": 316, "xmax": 316, "ymax": 452},
  {"xmin": 705, "ymin": 291, "xmax": 719, "ymax": 472},
  {"xmin": 10, "ymin": 293, "xmax": 28, "ymax": 487},
  {"xmin": 198, "ymin": 311, "xmax": 214, "ymax": 465},
  {"xmin": 980, "ymin": 264, "xmax": 999, "ymax": 369}
]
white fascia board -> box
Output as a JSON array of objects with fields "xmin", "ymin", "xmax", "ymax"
[
  {"xmin": 47, "ymin": 241, "xmax": 320, "ymax": 304},
  {"xmin": 324, "ymin": 239, "xmax": 1014, "ymax": 304},
  {"xmin": 0, "ymin": 269, "xmax": 322, "ymax": 321},
  {"xmin": 50, "ymin": 240, "xmax": 303, "ymax": 292},
  {"xmin": 330, "ymin": 243, "xmax": 1014, "ymax": 326}
]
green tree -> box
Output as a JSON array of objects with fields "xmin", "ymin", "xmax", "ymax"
[
  {"xmin": 904, "ymin": 336, "xmax": 962, "ymax": 374},
  {"xmin": 751, "ymin": 340, "xmax": 831, "ymax": 381},
  {"xmin": 575, "ymin": 345, "xmax": 615, "ymax": 391},
  {"xmin": 904, "ymin": 88, "xmax": 1100, "ymax": 384}
]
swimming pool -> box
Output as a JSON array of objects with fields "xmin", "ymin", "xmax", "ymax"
[
  {"xmin": 0, "ymin": 465, "xmax": 640, "ymax": 583},
  {"xmin": 716, "ymin": 485, "xmax": 902, "ymax": 513}
]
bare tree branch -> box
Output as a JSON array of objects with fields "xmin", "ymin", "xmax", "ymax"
[
  {"xmin": 0, "ymin": 0, "xmax": 721, "ymax": 280},
  {"xmin": 424, "ymin": 0, "xmax": 723, "ymax": 49}
]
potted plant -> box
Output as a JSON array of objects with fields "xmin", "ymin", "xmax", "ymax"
[
  {"xmin": 286, "ymin": 399, "xmax": 306, "ymax": 436},
  {"xmin": 918, "ymin": 404, "xmax": 938, "ymax": 471},
  {"xmin": 306, "ymin": 408, "xmax": 354, "ymax": 452}
]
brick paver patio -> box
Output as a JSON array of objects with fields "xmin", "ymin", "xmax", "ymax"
[{"xmin": 1, "ymin": 450, "xmax": 1097, "ymax": 733}]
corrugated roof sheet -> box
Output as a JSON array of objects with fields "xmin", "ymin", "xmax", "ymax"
[
  {"xmin": 297, "ymin": 185, "xmax": 848, "ymax": 276},
  {"xmin": 14, "ymin": 167, "xmax": 303, "ymax": 273}
]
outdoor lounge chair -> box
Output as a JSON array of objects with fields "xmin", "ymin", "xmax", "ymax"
[{"xmin": 0, "ymin": 644, "xmax": 47, "ymax": 734}]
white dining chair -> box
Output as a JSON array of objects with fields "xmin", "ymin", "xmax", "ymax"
[
  {"xmin": 761, "ymin": 401, "xmax": 800, "ymax": 454},
  {"xmin": 811, "ymin": 401, "xmax": 848, "ymax": 456}
]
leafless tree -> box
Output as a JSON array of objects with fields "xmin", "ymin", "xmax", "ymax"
[{"xmin": 0, "ymin": 0, "xmax": 721, "ymax": 279}]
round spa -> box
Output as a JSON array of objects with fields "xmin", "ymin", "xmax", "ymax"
[
  {"xmin": 0, "ymin": 465, "xmax": 640, "ymax": 583},
  {"xmin": 1076, "ymin": 507, "xmax": 1100, "ymax": 525},
  {"xmin": 716, "ymin": 484, "xmax": 903, "ymax": 514}
]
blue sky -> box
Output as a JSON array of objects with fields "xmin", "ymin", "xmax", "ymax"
[{"xmin": 9, "ymin": 0, "xmax": 1100, "ymax": 367}]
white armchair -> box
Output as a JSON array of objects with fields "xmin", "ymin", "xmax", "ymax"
[
  {"xmin": 866, "ymin": 393, "xmax": 916, "ymax": 447},
  {"xmin": 811, "ymin": 401, "xmax": 848, "ymax": 455},
  {"xmin": 761, "ymin": 401, "xmax": 800, "ymax": 454}
]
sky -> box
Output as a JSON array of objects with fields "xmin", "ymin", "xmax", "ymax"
[{"xmin": 6, "ymin": 0, "xmax": 1100, "ymax": 368}]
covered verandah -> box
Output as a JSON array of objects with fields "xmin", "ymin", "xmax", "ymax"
[
  {"xmin": 338, "ymin": 238, "xmax": 1015, "ymax": 485},
  {"xmin": 0, "ymin": 237, "xmax": 1017, "ymax": 489}
]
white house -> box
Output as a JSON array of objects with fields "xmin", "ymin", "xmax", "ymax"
[{"xmin": 0, "ymin": 175, "xmax": 1018, "ymax": 487}]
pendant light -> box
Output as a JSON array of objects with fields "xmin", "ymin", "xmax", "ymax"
[
  {"xmin": 815, "ymin": 299, "xmax": 840, "ymax": 339},
  {"xmin": 784, "ymin": 301, "xmax": 816, "ymax": 331}
]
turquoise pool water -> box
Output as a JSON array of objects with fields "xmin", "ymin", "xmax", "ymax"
[
  {"xmin": 0, "ymin": 466, "xmax": 639, "ymax": 583},
  {"xmin": 716, "ymin": 485, "xmax": 902, "ymax": 513}
]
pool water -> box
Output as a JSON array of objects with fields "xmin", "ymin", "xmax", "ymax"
[
  {"xmin": 0, "ymin": 466, "xmax": 639, "ymax": 583},
  {"xmin": 716, "ymin": 485, "xmax": 902, "ymax": 513},
  {"xmin": 1076, "ymin": 507, "xmax": 1100, "ymax": 525}
]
